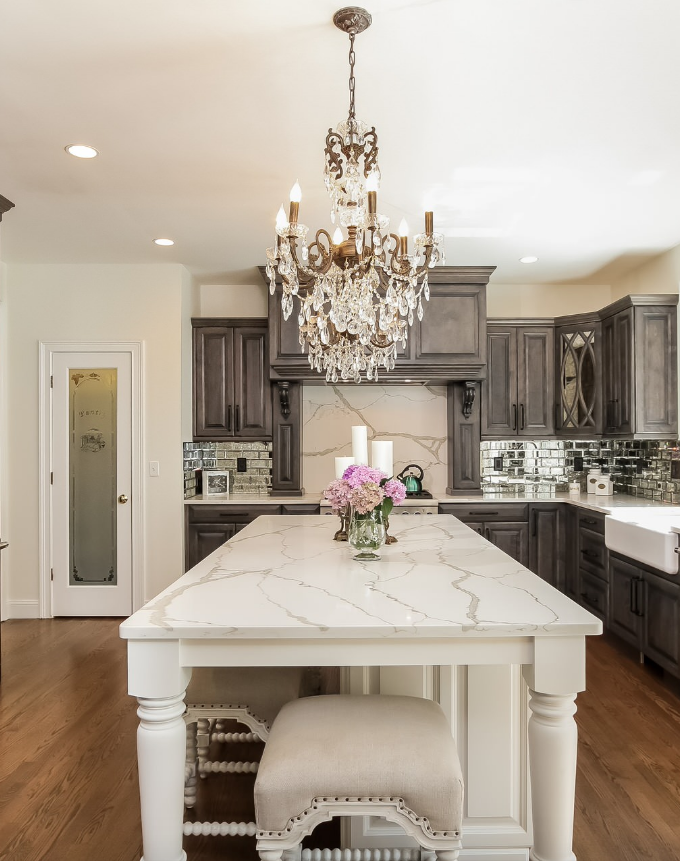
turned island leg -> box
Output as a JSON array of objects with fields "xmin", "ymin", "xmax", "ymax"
[
  {"xmin": 137, "ymin": 693, "xmax": 188, "ymax": 861},
  {"xmin": 527, "ymin": 690, "xmax": 578, "ymax": 861}
]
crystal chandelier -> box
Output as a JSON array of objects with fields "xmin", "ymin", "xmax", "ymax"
[{"xmin": 265, "ymin": 6, "xmax": 444, "ymax": 384}]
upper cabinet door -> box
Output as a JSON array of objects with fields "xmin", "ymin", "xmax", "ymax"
[
  {"xmin": 193, "ymin": 320, "xmax": 271, "ymax": 440},
  {"xmin": 408, "ymin": 282, "xmax": 486, "ymax": 375},
  {"xmin": 634, "ymin": 305, "xmax": 678, "ymax": 437},
  {"xmin": 233, "ymin": 326, "xmax": 272, "ymax": 438},
  {"xmin": 614, "ymin": 308, "xmax": 634, "ymax": 435},
  {"xmin": 556, "ymin": 323, "xmax": 602, "ymax": 436},
  {"xmin": 482, "ymin": 326, "xmax": 517, "ymax": 437},
  {"xmin": 482, "ymin": 323, "xmax": 554, "ymax": 438},
  {"xmin": 193, "ymin": 326, "xmax": 235, "ymax": 439},
  {"xmin": 516, "ymin": 326, "xmax": 555, "ymax": 436}
]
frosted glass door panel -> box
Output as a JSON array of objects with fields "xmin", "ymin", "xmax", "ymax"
[
  {"xmin": 52, "ymin": 350, "xmax": 132, "ymax": 616},
  {"xmin": 69, "ymin": 369, "xmax": 117, "ymax": 586}
]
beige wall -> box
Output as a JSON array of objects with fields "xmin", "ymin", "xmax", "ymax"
[
  {"xmin": 199, "ymin": 283, "xmax": 267, "ymax": 317},
  {"xmin": 4, "ymin": 263, "xmax": 189, "ymax": 617},
  {"xmin": 487, "ymin": 282, "xmax": 612, "ymax": 317},
  {"xmin": 610, "ymin": 245, "xmax": 680, "ymax": 299}
]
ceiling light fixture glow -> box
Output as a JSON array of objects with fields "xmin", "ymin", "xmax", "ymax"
[
  {"xmin": 519, "ymin": 256, "xmax": 538, "ymax": 264},
  {"xmin": 266, "ymin": 7, "xmax": 444, "ymax": 384},
  {"xmin": 153, "ymin": 238, "xmax": 175, "ymax": 246},
  {"xmin": 65, "ymin": 144, "xmax": 99, "ymax": 159}
]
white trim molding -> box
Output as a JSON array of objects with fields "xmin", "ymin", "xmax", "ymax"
[{"xmin": 38, "ymin": 341, "xmax": 145, "ymax": 618}]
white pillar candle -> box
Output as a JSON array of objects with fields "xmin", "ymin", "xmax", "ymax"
[
  {"xmin": 351, "ymin": 426, "xmax": 369, "ymax": 465},
  {"xmin": 335, "ymin": 456, "xmax": 355, "ymax": 479},
  {"xmin": 371, "ymin": 441, "xmax": 393, "ymax": 478}
]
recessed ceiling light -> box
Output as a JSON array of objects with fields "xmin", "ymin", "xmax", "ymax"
[
  {"xmin": 153, "ymin": 238, "xmax": 175, "ymax": 246},
  {"xmin": 519, "ymin": 256, "xmax": 538, "ymax": 264},
  {"xmin": 65, "ymin": 144, "xmax": 99, "ymax": 159}
]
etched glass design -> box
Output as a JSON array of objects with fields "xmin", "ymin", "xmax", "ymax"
[{"xmin": 69, "ymin": 369, "xmax": 117, "ymax": 585}]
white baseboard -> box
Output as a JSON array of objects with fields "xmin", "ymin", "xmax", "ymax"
[{"xmin": 6, "ymin": 599, "xmax": 41, "ymax": 619}]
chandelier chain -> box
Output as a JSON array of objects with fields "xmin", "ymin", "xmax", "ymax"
[{"xmin": 348, "ymin": 32, "xmax": 356, "ymax": 123}]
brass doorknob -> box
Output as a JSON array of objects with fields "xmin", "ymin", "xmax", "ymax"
[{"xmin": 118, "ymin": 494, "xmax": 128, "ymax": 504}]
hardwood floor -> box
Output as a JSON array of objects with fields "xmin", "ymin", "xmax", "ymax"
[{"xmin": 1, "ymin": 619, "xmax": 680, "ymax": 861}]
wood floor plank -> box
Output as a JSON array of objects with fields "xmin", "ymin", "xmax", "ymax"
[{"xmin": 2, "ymin": 621, "xmax": 680, "ymax": 860}]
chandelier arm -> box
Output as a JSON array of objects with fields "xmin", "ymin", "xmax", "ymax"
[{"xmin": 305, "ymin": 230, "xmax": 335, "ymax": 275}]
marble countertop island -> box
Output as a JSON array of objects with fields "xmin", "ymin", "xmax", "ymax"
[
  {"xmin": 121, "ymin": 514, "xmax": 601, "ymax": 641},
  {"xmin": 122, "ymin": 514, "xmax": 602, "ymax": 861}
]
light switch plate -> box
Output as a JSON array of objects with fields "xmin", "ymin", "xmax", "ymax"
[{"xmin": 149, "ymin": 461, "xmax": 160, "ymax": 477}]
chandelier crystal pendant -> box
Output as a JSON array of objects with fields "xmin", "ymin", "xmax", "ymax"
[{"xmin": 266, "ymin": 6, "xmax": 444, "ymax": 384}]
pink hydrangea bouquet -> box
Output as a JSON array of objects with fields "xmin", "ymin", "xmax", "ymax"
[{"xmin": 324, "ymin": 464, "xmax": 407, "ymax": 518}]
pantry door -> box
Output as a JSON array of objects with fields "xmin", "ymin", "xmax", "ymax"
[{"xmin": 50, "ymin": 349, "xmax": 137, "ymax": 616}]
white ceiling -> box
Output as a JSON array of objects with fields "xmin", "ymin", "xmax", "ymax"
[{"xmin": 2, "ymin": 0, "xmax": 680, "ymax": 287}]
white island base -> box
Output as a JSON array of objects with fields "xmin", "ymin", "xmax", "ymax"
[{"xmin": 121, "ymin": 515, "xmax": 601, "ymax": 861}]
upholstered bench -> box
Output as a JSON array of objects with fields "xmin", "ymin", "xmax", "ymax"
[{"xmin": 254, "ymin": 694, "xmax": 464, "ymax": 861}]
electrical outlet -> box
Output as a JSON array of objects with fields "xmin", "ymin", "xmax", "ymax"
[
  {"xmin": 493, "ymin": 456, "xmax": 503, "ymax": 471},
  {"xmin": 237, "ymin": 457, "xmax": 247, "ymax": 473}
]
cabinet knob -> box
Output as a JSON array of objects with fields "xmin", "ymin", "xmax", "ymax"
[{"xmin": 118, "ymin": 494, "xmax": 128, "ymax": 504}]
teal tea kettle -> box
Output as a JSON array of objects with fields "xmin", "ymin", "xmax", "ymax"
[{"xmin": 396, "ymin": 464, "xmax": 424, "ymax": 495}]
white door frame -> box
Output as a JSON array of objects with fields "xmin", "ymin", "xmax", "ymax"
[{"xmin": 39, "ymin": 341, "xmax": 145, "ymax": 618}]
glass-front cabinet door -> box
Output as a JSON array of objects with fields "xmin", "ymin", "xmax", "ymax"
[{"xmin": 556, "ymin": 322, "xmax": 602, "ymax": 436}]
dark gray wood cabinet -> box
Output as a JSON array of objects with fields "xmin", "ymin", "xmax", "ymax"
[
  {"xmin": 529, "ymin": 503, "xmax": 562, "ymax": 589},
  {"xmin": 601, "ymin": 296, "xmax": 678, "ymax": 438},
  {"xmin": 554, "ymin": 316, "xmax": 602, "ymax": 436},
  {"xmin": 185, "ymin": 503, "xmax": 320, "ymax": 569},
  {"xmin": 575, "ymin": 510, "xmax": 608, "ymax": 622},
  {"xmin": 185, "ymin": 504, "xmax": 282, "ymax": 569},
  {"xmin": 438, "ymin": 503, "xmax": 529, "ymax": 566},
  {"xmin": 602, "ymin": 307, "xmax": 634, "ymax": 435},
  {"xmin": 608, "ymin": 552, "xmax": 680, "ymax": 677},
  {"xmin": 193, "ymin": 319, "xmax": 271, "ymax": 440},
  {"xmin": 482, "ymin": 322, "xmax": 554, "ymax": 437},
  {"xmin": 266, "ymin": 266, "xmax": 493, "ymax": 382}
]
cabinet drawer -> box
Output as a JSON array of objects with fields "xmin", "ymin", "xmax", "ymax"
[
  {"xmin": 187, "ymin": 504, "xmax": 281, "ymax": 523},
  {"xmin": 578, "ymin": 527, "xmax": 607, "ymax": 573},
  {"xmin": 576, "ymin": 511, "xmax": 605, "ymax": 535},
  {"xmin": 579, "ymin": 569, "xmax": 608, "ymax": 620},
  {"xmin": 439, "ymin": 503, "xmax": 528, "ymax": 522},
  {"xmin": 281, "ymin": 504, "xmax": 320, "ymax": 515}
]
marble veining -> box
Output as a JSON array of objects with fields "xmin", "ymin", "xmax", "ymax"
[
  {"xmin": 121, "ymin": 515, "xmax": 601, "ymax": 640},
  {"xmin": 302, "ymin": 385, "xmax": 447, "ymax": 492}
]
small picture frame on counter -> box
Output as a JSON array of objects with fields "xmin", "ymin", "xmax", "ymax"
[{"xmin": 203, "ymin": 470, "xmax": 230, "ymax": 497}]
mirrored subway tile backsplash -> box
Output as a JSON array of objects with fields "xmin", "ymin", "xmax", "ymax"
[
  {"xmin": 481, "ymin": 439, "xmax": 680, "ymax": 502},
  {"xmin": 183, "ymin": 441, "xmax": 273, "ymax": 498}
]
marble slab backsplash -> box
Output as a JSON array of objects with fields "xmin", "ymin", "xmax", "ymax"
[
  {"xmin": 481, "ymin": 439, "xmax": 680, "ymax": 503},
  {"xmin": 183, "ymin": 441, "xmax": 273, "ymax": 498},
  {"xmin": 303, "ymin": 385, "xmax": 448, "ymax": 494}
]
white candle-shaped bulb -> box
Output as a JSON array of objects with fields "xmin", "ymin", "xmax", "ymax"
[
  {"xmin": 335, "ymin": 456, "xmax": 355, "ymax": 479},
  {"xmin": 398, "ymin": 218, "xmax": 409, "ymax": 256},
  {"xmin": 366, "ymin": 172, "xmax": 380, "ymax": 192},
  {"xmin": 275, "ymin": 205, "xmax": 288, "ymax": 230},
  {"xmin": 289, "ymin": 181, "xmax": 302, "ymax": 203},
  {"xmin": 351, "ymin": 426, "xmax": 369, "ymax": 465},
  {"xmin": 332, "ymin": 227, "xmax": 344, "ymax": 245},
  {"xmin": 371, "ymin": 441, "xmax": 393, "ymax": 479}
]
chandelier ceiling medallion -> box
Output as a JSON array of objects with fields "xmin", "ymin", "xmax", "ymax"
[{"xmin": 266, "ymin": 6, "xmax": 444, "ymax": 383}]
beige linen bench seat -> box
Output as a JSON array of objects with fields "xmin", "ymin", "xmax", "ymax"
[{"xmin": 254, "ymin": 694, "xmax": 464, "ymax": 861}]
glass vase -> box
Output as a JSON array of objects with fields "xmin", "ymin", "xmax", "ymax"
[{"xmin": 348, "ymin": 506, "xmax": 386, "ymax": 561}]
